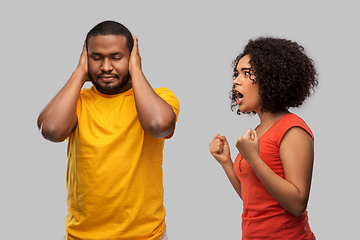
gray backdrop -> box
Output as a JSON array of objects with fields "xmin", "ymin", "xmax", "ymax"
[{"xmin": 1, "ymin": 0, "xmax": 359, "ymax": 239}]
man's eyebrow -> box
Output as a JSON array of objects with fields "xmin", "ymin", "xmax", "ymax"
[
  {"xmin": 109, "ymin": 52, "xmax": 124, "ymax": 56},
  {"xmin": 90, "ymin": 52, "xmax": 124, "ymax": 56}
]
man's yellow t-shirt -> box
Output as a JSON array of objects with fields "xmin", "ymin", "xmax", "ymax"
[{"xmin": 66, "ymin": 86, "xmax": 180, "ymax": 240}]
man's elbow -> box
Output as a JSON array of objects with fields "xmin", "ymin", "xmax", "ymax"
[
  {"xmin": 39, "ymin": 122, "xmax": 68, "ymax": 143},
  {"xmin": 148, "ymin": 120, "xmax": 176, "ymax": 139}
]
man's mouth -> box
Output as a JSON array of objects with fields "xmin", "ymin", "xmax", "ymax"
[{"xmin": 98, "ymin": 74, "xmax": 118, "ymax": 83}]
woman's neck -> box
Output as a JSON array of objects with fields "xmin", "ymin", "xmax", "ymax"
[{"xmin": 256, "ymin": 110, "xmax": 289, "ymax": 137}]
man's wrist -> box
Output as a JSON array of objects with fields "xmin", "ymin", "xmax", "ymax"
[
  {"xmin": 129, "ymin": 68, "xmax": 145, "ymax": 84},
  {"xmin": 73, "ymin": 68, "xmax": 89, "ymax": 85},
  {"xmin": 129, "ymin": 67, "xmax": 143, "ymax": 77}
]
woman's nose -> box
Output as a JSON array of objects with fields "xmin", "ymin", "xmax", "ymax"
[{"xmin": 233, "ymin": 76, "xmax": 241, "ymax": 86}]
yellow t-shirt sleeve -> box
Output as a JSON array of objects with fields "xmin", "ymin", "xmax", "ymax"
[{"xmin": 154, "ymin": 87, "xmax": 180, "ymax": 139}]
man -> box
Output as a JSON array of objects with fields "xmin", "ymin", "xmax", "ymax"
[{"xmin": 37, "ymin": 20, "xmax": 179, "ymax": 240}]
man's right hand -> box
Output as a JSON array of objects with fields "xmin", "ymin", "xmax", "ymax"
[
  {"xmin": 75, "ymin": 42, "xmax": 90, "ymax": 84},
  {"xmin": 37, "ymin": 42, "xmax": 89, "ymax": 142}
]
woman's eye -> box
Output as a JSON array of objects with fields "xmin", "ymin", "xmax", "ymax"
[
  {"xmin": 244, "ymin": 71, "xmax": 250, "ymax": 76},
  {"xmin": 233, "ymin": 72, "xmax": 239, "ymax": 79}
]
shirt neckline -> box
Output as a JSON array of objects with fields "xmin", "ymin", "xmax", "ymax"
[
  {"xmin": 90, "ymin": 85, "xmax": 133, "ymax": 98},
  {"xmin": 255, "ymin": 113, "xmax": 293, "ymax": 139}
]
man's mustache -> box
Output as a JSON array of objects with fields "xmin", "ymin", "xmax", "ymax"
[{"xmin": 97, "ymin": 73, "xmax": 119, "ymax": 79}]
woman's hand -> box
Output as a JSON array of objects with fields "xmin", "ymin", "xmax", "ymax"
[
  {"xmin": 209, "ymin": 134, "xmax": 231, "ymax": 166},
  {"xmin": 236, "ymin": 129, "xmax": 260, "ymax": 166}
]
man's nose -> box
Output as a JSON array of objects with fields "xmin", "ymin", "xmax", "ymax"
[{"xmin": 101, "ymin": 58, "xmax": 113, "ymax": 72}]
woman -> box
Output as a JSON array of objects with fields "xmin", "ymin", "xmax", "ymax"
[{"xmin": 209, "ymin": 37, "xmax": 318, "ymax": 239}]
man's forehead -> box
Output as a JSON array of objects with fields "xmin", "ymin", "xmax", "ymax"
[{"xmin": 87, "ymin": 35, "xmax": 128, "ymax": 53}]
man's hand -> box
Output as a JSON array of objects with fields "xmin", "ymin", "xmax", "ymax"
[
  {"xmin": 236, "ymin": 129, "xmax": 260, "ymax": 165},
  {"xmin": 128, "ymin": 35, "xmax": 177, "ymax": 139},
  {"xmin": 209, "ymin": 134, "xmax": 231, "ymax": 166},
  {"xmin": 75, "ymin": 42, "xmax": 90, "ymax": 84},
  {"xmin": 129, "ymin": 36, "xmax": 142, "ymax": 76}
]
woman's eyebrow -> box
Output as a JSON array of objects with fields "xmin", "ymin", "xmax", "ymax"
[{"xmin": 241, "ymin": 67, "xmax": 251, "ymax": 72}]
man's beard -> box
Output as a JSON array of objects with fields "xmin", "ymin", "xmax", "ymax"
[{"xmin": 90, "ymin": 72, "xmax": 131, "ymax": 95}]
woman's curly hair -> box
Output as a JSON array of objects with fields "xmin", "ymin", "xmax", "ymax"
[{"xmin": 230, "ymin": 37, "xmax": 318, "ymax": 115}]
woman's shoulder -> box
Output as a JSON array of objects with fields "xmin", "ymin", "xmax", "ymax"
[{"xmin": 272, "ymin": 113, "xmax": 314, "ymax": 143}]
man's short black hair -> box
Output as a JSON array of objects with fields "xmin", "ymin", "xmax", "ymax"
[{"xmin": 85, "ymin": 20, "xmax": 133, "ymax": 54}]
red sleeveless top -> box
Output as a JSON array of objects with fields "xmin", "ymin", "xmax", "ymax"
[{"xmin": 234, "ymin": 113, "xmax": 315, "ymax": 240}]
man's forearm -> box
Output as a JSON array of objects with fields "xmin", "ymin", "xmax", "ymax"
[
  {"xmin": 128, "ymin": 36, "xmax": 176, "ymax": 138},
  {"xmin": 37, "ymin": 70, "xmax": 85, "ymax": 142},
  {"xmin": 131, "ymin": 69, "xmax": 176, "ymax": 139}
]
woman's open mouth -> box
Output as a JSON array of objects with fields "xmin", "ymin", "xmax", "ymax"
[{"xmin": 234, "ymin": 89, "xmax": 243, "ymax": 104}]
